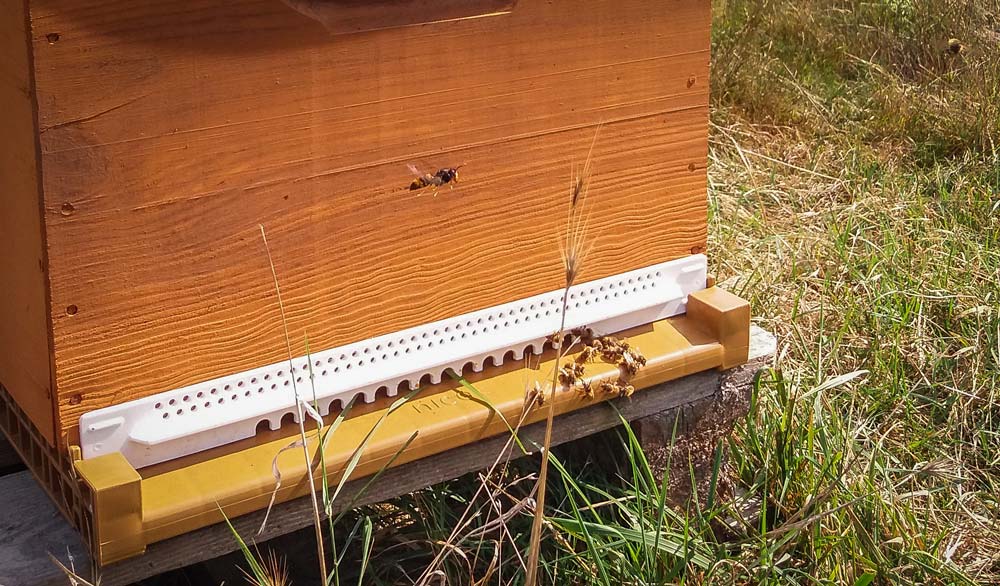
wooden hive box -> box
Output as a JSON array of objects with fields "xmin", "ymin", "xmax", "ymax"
[{"xmin": 1, "ymin": 0, "xmax": 747, "ymax": 565}]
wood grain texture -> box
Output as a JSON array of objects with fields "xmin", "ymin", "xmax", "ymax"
[
  {"xmin": 27, "ymin": 0, "xmax": 712, "ymax": 440},
  {"xmin": 278, "ymin": 0, "xmax": 516, "ymax": 35},
  {"xmin": 0, "ymin": 471, "xmax": 90, "ymax": 586},
  {"xmin": 0, "ymin": 0, "xmax": 54, "ymax": 444}
]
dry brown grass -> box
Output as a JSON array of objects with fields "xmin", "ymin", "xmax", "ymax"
[{"xmin": 707, "ymin": 1, "xmax": 1000, "ymax": 582}]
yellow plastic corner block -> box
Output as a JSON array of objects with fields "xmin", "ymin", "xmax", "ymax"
[
  {"xmin": 74, "ymin": 453, "xmax": 145, "ymax": 564},
  {"xmin": 72, "ymin": 288, "xmax": 750, "ymax": 565},
  {"xmin": 687, "ymin": 287, "xmax": 750, "ymax": 368}
]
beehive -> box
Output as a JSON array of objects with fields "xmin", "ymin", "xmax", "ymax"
[{"xmin": 0, "ymin": 0, "xmax": 746, "ymax": 564}]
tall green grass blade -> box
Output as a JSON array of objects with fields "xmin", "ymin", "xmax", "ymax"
[
  {"xmin": 448, "ymin": 370, "xmax": 529, "ymax": 454},
  {"xmin": 554, "ymin": 456, "xmax": 613, "ymax": 586},
  {"xmin": 334, "ymin": 515, "xmax": 365, "ymax": 568},
  {"xmin": 332, "ymin": 430, "xmax": 419, "ymax": 525},
  {"xmin": 220, "ymin": 506, "xmax": 268, "ymax": 584},
  {"xmin": 706, "ymin": 439, "xmax": 723, "ymax": 511},
  {"xmin": 358, "ymin": 515, "xmax": 374, "ymax": 586},
  {"xmin": 328, "ymin": 388, "xmax": 421, "ymax": 506},
  {"xmin": 550, "ymin": 518, "xmax": 714, "ymax": 570}
]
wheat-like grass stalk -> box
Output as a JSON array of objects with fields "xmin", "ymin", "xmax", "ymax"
[
  {"xmin": 525, "ymin": 126, "xmax": 600, "ymax": 586},
  {"xmin": 240, "ymin": 549, "xmax": 290, "ymax": 586},
  {"xmin": 259, "ymin": 224, "xmax": 328, "ymax": 582}
]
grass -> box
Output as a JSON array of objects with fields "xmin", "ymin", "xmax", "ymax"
[
  {"xmin": 225, "ymin": 1, "xmax": 1000, "ymax": 584},
  {"xmin": 706, "ymin": 1, "xmax": 999, "ymax": 582}
]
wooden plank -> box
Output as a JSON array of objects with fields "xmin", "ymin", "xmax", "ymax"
[
  {"xmin": 38, "ymin": 54, "xmax": 707, "ymax": 212},
  {"xmin": 52, "ymin": 112, "xmax": 710, "ymax": 434},
  {"xmin": 0, "ymin": 327, "xmax": 774, "ymax": 586},
  {"xmin": 0, "ymin": 0, "xmax": 54, "ymax": 444},
  {"xmin": 30, "ymin": 0, "xmax": 707, "ymax": 143},
  {"xmin": 0, "ymin": 471, "xmax": 90, "ymax": 586},
  {"xmin": 277, "ymin": 0, "xmax": 516, "ymax": 35},
  {"xmin": 25, "ymin": 0, "xmax": 712, "ymax": 439}
]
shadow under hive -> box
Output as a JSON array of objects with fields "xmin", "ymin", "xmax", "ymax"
[{"xmin": 0, "ymin": 0, "xmax": 747, "ymax": 566}]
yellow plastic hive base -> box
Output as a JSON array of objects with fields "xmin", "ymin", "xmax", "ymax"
[{"xmin": 24, "ymin": 287, "xmax": 750, "ymax": 565}]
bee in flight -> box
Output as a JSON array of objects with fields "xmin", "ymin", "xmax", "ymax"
[{"xmin": 408, "ymin": 164, "xmax": 462, "ymax": 193}]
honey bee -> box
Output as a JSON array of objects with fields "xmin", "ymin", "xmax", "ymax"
[
  {"xmin": 576, "ymin": 345, "xmax": 599, "ymax": 364},
  {"xmin": 595, "ymin": 379, "xmax": 634, "ymax": 398},
  {"xmin": 559, "ymin": 362, "xmax": 585, "ymax": 386},
  {"xmin": 526, "ymin": 381, "xmax": 545, "ymax": 407},
  {"xmin": 559, "ymin": 362, "xmax": 584, "ymax": 387},
  {"xmin": 579, "ymin": 380, "xmax": 595, "ymax": 399},
  {"xmin": 558, "ymin": 365, "xmax": 573, "ymax": 385},
  {"xmin": 618, "ymin": 355, "xmax": 636, "ymax": 376},
  {"xmin": 408, "ymin": 164, "xmax": 462, "ymax": 193},
  {"xmin": 601, "ymin": 343, "xmax": 624, "ymax": 364}
]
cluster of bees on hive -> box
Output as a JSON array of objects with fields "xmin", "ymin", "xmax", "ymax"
[{"xmin": 554, "ymin": 327, "xmax": 647, "ymax": 400}]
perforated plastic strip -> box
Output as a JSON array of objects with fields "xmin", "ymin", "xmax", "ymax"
[{"xmin": 80, "ymin": 255, "xmax": 707, "ymax": 468}]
